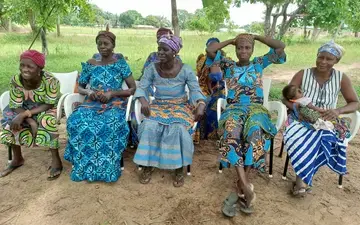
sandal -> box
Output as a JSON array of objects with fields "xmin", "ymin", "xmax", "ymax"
[
  {"xmin": 47, "ymin": 166, "xmax": 63, "ymax": 181},
  {"xmin": 0, "ymin": 163, "xmax": 24, "ymax": 178},
  {"xmin": 238, "ymin": 197, "xmax": 255, "ymax": 215},
  {"xmin": 291, "ymin": 182, "xmax": 307, "ymax": 197},
  {"xmin": 139, "ymin": 167, "xmax": 154, "ymax": 184},
  {"xmin": 222, "ymin": 192, "xmax": 238, "ymax": 217},
  {"xmin": 173, "ymin": 170, "xmax": 185, "ymax": 187}
]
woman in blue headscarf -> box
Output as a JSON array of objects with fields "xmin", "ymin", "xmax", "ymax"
[{"xmin": 282, "ymin": 40, "xmax": 359, "ymax": 197}]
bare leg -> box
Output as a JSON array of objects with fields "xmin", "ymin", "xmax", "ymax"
[
  {"xmin": 0, "ymin": 145, "xmax": 24, "ymax": 177},
  {"xmin": 47, "ymin": 148, "xmax": 63, "ymax": 180}
]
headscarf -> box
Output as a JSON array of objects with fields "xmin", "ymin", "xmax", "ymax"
[
  {"xmin": 158, "ymin": 34, "xmax": 183, "ymax": 54},
  {"xmin": 20, "ymin": 50, "xmax": 45, "ymax": 69},
  {"xmin": 318, "ymin": 40, "xmax": 344, "ymax": 60},
  {"xmin": 206, "ymin": 37, "xmax": 220, "ymax": 47},
  {"xmin": 96, "ymin": 24, "xmax": 116, "ymax": 46},
  {"xmin": 235, "ymin": 33, "xmax": 255, "ymax": 46},
  {"xmin": 156, "ymin": 27, "xmax": 173, "ymax": 40}
]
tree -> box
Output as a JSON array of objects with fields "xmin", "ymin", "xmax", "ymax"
[
  {"xmin": 118, "ymin": 10, "xmax": 143, "ymax": 28},
  {"xmin": 144, "ymin": 15, "xmax": 171, "ymax": 28},
  {"xmin": 202, "ymin": 0, "xmax": 232, "ymax": 32},
  {"xmin": 177, "ymin": 9, "xmax": 193, "ymax": 30},
  {"xmin": 346, "ymin": 0, "xmax": 360, "ymax": 37},
  {"xmin": 187, "ymin": 9, "xmax": 211, "ymax": 32},
  {"xmin": 171, "ymin": 0, "xmax": 180, "ymax": 36}
]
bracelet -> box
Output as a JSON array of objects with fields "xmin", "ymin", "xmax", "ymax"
[{"xmin": 24, "ymin": 110, "xmax": 32, "ymax": 118}]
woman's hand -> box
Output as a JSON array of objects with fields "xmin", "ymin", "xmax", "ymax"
[
  {"xmin": 86, "ymin": 89, "xmax": 97, "ymax": 101},
  {"xmin": 194, "ymin": 102, "xmax": 206, "ymax": 122},
  {"xmin": 321, "ymin": 109, "xmax": 340, "ymax": 121},
  {"xmin": 26, "ymin": 118, "xmax": 38, "ymax": 139},
  {"xmin": 10, "ymin": 113, "xmax": 26, "ymax": 131},
  {"xmin": 98, "ymin": 91, "xmax": 112, "ymax": 103},
  {"xmin": 141, "ymin": 101, "xmax": 151, "ymax": 117}
]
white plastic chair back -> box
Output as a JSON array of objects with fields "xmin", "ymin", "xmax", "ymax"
[
  {"xmin": 0, "ymin": 91, "xmax": 10, "ymax": 112},
  {"xmin": 52, "ymin": 71, "xmax": 78, "ymax": 94}
]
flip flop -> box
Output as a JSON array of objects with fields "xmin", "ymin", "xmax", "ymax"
[
  {"xmin": 291, "ymin": 182, "xmax": 307, "ymax": 197},
  {"xmin": 47, "ymin": 166, "xmax": 63, "ymax": 181},
  {"xmin": 222, "ymin": 192, "xmax": 239, "ymax": 217},
  {"xmin": 0, "ymin": 164, "xmax": 24, "ymax": 177},
  {"xmin": 238, "ymin": 197, "xmax": 254, "ymax": 215},
  {"xmin": 173, "ymin": 170, "xmax": 185, "ymax": 187},
  {"xmin": 139, "ymin": 167, "xmax": 154, "ymax": 184}
]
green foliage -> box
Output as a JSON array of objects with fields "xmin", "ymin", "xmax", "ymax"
[
  {"xmin": 346, "ymin": 0, "xmax": 360, "ymax": 32},
  {"xmin": 118, "ymin": 10, "xmax": 143, "ymax": 28},
  {"xmin": 177, "ymin": 9, "xmax": 194, "ymax": 30},
  {"xmin": 187, "ymin": 9, "xmax": 212, "ymax": 32},
  {"xmin": 248, "ymin": 22, "xmax": 264, "ymax": 35},
  {"xmin": 144, "ymin": 15, "xmax": 171, "ymax": 28}
]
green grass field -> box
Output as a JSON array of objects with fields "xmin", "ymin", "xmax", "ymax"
[{"xmin": 1, "ymin": 26, "xmax": 360, "ymax": 100}]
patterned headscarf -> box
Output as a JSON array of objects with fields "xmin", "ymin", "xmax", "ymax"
[
  {"xmin": 96, "ymin": 24, "xmax": 116, "ymax": 46},
  {"xmin": 158, "ymin": 34, "xmax": 183, "ymax": 54},
  {"xmin": 20, "ymin": 50, "xmax": 45, "ymax": 68},
  {"xmin": 206, "ymin": 37, "xmax": 220, "ymax": 47},
  {"xmin": 235, "ymin": 33, "xmax": 255, "ymax": 47},
  {"xmin": 156, "ymin": 28, "xmax": 173, "ymax": 40},
  {"xmin": 318, "ymin": 40, "xmax": 344, "ymax": 60}
]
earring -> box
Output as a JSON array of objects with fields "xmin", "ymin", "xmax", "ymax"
[{"xmin": 173, "ymin": 55, "xmax": 176, "ymax": 58}]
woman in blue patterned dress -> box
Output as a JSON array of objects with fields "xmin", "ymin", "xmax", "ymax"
[
  {"xmin": 206, "ymin": 34, "xmax": 286, "ymax": 215},
  {"xmin": 64, "ymin": 29, "xmax": 136, "ymax": 182},
  {"xmin": 133, "ymin": 35, "xmax": 206, "ymax": 187}
]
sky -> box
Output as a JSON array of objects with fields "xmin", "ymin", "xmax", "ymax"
[{"xmin": 89, "ymin": 0, "xmax": 266, "ymax": 26}]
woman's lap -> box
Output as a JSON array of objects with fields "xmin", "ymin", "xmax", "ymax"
[
  {"xmin": 64, "ymin": 106, "xmax": 129, "ymax": 182},
  {"xmin": 134, "ymin": 119, "xmax": 194, "ymax": 169}
]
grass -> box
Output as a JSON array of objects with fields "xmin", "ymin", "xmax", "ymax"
[{"xmin": 1, "ymin": 26, "xmax": 360, "ymax": 100}]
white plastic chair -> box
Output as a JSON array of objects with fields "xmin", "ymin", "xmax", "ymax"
[
  {"xmin": 0, "ymin": 91, "xmax": 12, "ymax": 163},
  {"xmin": 52, "ymin": 71, "xmax": 79, "ymax": 124},
  {"xmin": 63, "ymin": 81, "xmax": 134, "ymax": 171},
  {"xmin": 216, "ymin": 77, "xmax": 287, "ymax": 177}
]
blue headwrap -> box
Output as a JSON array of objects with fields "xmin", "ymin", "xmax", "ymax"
[
  {"xmin": 206, "ymin": 37, "xmax": 220, "ymax": 47},
  {"xmin": 318, "ymin": 40, "xmax": 344, "ymax": 60}
]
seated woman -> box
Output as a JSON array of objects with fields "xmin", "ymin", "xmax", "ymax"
[
  {"xmin": 206, "ymin": 34, "xmax": 286, "ymax": 215},
  {"xmin": 194, "ymin": 37, "xmax": 228, "ymax": 143},
  {"xmin": 64, "ymin": 28, "xmax": 136, "ymax": 182},
  {"xmin": 282, "ymin": 41, "xmax": 359, "ymax": 196},
  {"xmin": 0, "ymin": 50, "xmax": 62, "ymax": 180},
  {"xmin": 133, "ymin": 35, "xmax": 205, "ymax": 187}
]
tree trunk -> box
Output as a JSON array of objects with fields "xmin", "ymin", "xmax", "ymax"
[
  {"xmin": 355, "ymin": 32, "xmax": 359, "ymax": 38},
  {"xmin": 263, "ymin": 4, "xmax": 274, "ymax": 37},
  {"xmin": 40, "ymin": 28, "xmax": 48, "ymax": 55},
  {"xmin": 278, "ymin": 3, "xmax": 305, "ymax": 40},
  {"xmin": 56, "ymin": 15, "xmax": 60, "ymax": 37},
  {"xmin": 303, "ymin": 24, "xmax": 307, "ymax": 39},
  {"xmin": 28, "ymin": 9, "xmax": 37, "ymax": 33},
  {"xmin": 270, "ymin": 7, "xmax": 281, "ymax": 38},
  {"xmin": 171, "ymin": 0, "xmax": 180, "ymax": 36},
  {"xmin": 311, "ymin": 27, "xmax": 321, "ymax": 40},
  {"xmin": 332, "ymin": 21, "xmax": 344, "ymax": 39}
]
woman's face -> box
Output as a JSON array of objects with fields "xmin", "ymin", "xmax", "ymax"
[
  {"xmin": 316, "ymin": 52, "xmax": 338, "ymax": 72},
  {"xmin": 97, "ymin": 37, "xmax": 114, "ymax": 58},
  {"xmin": 235, "ymin": 40, "xmax": 253, "ymax": 62},
  {"xmin": 157, "ymin": 43, "xmax": 175, "ymax": 63},
  {"xmin": 19, "ymin": 58, "xmax": 41, "ymax": 81}
]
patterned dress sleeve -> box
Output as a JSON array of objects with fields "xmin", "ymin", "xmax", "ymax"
[
  {"xmin": 78, "ymin": 62, "xmax": 92, "ymax": 86},
  {"xmin": 184, "ymin": 65, "xmax": 206, "ymax": 105},
  {"xmin": 8, "ymin": 76, "xmax": 24, "ymax": 109},
  {"xmin": 253, "ymin": 48, "xmax": 286, "ymax": 70},
  {"xmin": 119, "ymin": 58, "xmax": 132, "ymax": 79},
  {"xmin": 44, "ymin": 74, "xmax": 61, "ymax": 105},
  {"xmin": 134, "ymin": 63, "xmax": 154, "ymax": 102}
]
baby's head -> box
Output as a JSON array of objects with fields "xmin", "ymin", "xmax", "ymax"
[{"xmin": 282, "ymin": 85, "xmax": 303, "ymax": 101}]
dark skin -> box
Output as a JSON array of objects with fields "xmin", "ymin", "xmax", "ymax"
[
  {"xmin": 0, "ymin": 58, "xmax": 62, "ymax": 179},
  {"xmin": 206, "ymin": 34, "xmax": 286, "ymax": 207},
  {"xmin": 282, "ymin": 51, "xmax": 360, "ymax": 190},
  {"xmin": 78, "ymin": 36, "xmax": 136, "ymax": 101},
  {"xmin": 140, "ymin": 43, "xmax": 205, "ymax": 121}
]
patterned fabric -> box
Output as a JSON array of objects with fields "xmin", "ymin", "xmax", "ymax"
[
  {"xmin": 64, "ymin": 58, "xmax": 131, "ymax": 182},
  {"xmin": 194, "ymin": 51, "xmax": 227, "ymax": 142},
  {"xmin": 217, "ymin": 48, "xmax": 286, "ymax": 170},
  {"xmin": 318, "ymin": 40, "xmax": 344, "ymax": 59},
  {"xmin": 133, "ymin": 63, "xmax": 205, "ymax": 169},
  {"xmin": 1, "ymin": 72, "xmax": 60, "ymax": 148},
  {"xmin": 284, "ymin": 67, "xmax": 350, "ymax": 186}
]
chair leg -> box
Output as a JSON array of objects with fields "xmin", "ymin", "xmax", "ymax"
[
  {"xmin": 218, "ymin": 162, "xmax": 223, "ymax": 173},
  {"xmin": 269, "ymin": 138, "xmax": 274, "ymax": 178},
  {"xmin": 187, "ymin": 165, "xmax": 191, "ymax": 176},
  {"xmin": 8, "ymin": 146, "xmax": 12, "ymax": 163},
  {"xmin": 338, "ymin": 175, "xmax": 343, "ymax": 189},
  {"xmin": 282, "ymin": 153, "xmax": 290, "ymax": 180},
  {"xmin": 278, "ymin": 139, "xmax": 285, "ymax": 158},
  {"xmin": 120, "ymin": 157, "xmax": 124, "ymax": 171},
  {"xmin": 138, "ymin": 165, "xmax": 143, "ymax": 171}
]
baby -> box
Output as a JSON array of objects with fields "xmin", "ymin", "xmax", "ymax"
[{"xmin": 282, "ymin": 84, "xmax": 334, "ymax": 130}]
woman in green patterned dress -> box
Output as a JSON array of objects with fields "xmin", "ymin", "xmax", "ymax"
[{"xmin": 0, "ymin": 50, "xmax": 63, "ymax": 180}]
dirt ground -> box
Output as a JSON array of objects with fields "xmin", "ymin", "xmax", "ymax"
[{"xmin": 1, "ymin": 65, "xmax": 360, "ymax": 225}]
